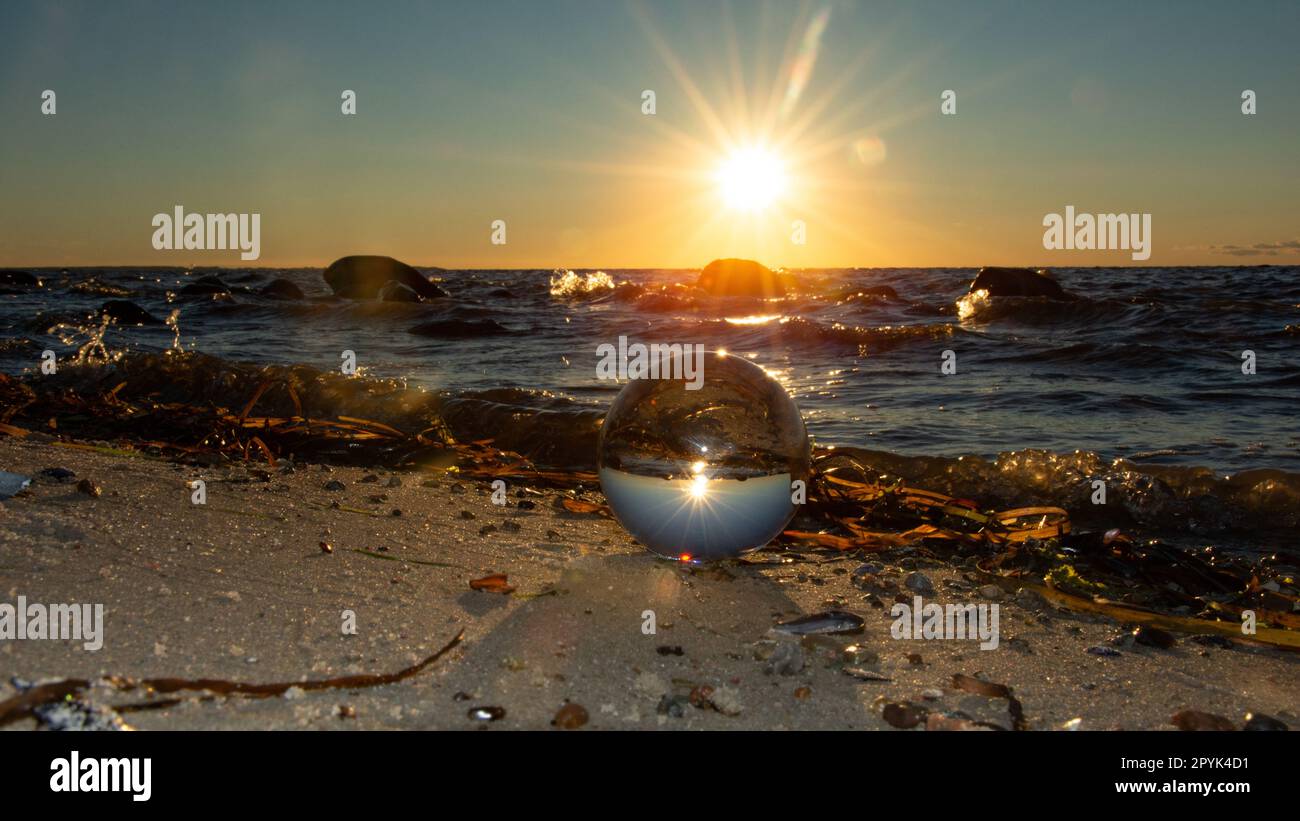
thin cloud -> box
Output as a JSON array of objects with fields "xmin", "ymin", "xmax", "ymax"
[{"xmin": 1205, "ymin": 240, "xmax": 1300, "ymax": 257}]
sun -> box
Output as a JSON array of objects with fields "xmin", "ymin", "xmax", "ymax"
[{"xmin": 715, "ymin": 146, "xmax": 787, "ymax": 211}]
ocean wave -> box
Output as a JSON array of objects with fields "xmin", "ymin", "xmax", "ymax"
[
  {"xmin": 549, "ymin": 269, "xmax": 616, "ymax": 297},
  {"xmin": 958, "ymin": 290, "xmax": 1150, "ymax": 326},
  {"xmin": 7, "ymin": 349, "xmax": 1297, "ymax": 538},
  {"xmin": 724, "ymin": 316, "xmax": 957, "ymax": 352}
]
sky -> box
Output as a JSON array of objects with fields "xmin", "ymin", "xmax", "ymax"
[{"xmin": 1, "ymin": 0, "xmax": 1298, "ymax": 269}]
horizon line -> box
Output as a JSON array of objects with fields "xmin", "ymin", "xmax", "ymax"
[{"xmin": 4, "ymin": 261, "xmax": 1294, "ymax": 272}]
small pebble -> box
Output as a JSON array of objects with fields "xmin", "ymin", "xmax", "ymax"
[
  {"xmin": 468, "ymin": 706, "xmax": 506, "ymax": 722},
  {"xmin": 1133, "ymin": 625, "xmax": 1177, "ymax": 649},
  {"xmin": 882, "ymin": 701, "xmax": 927, "ymax": 729},
  {"xmin": 841, "ymin": 644, "xmax": 878, "ymax": 665},
  {"xmin": 655, "ymin": 695, "xmax": 687, "ymax": 718},
  {"xmin": 765, "ymin": 641, "xmax": 805, "ymax": 676},
  {"xmin": 37, "ymin": 467, "xmax": 76, "ymax": 484},
  {"xmin": 552, "ymin": 702, "xmax": 589, "ymax": 729},
  {"xmin": 904, "ymin": 572, "xmax": 933, "ymax": 594},
  {"xmin": 1243, "ymin": 712, "xmax": 1288, "ymax": 731},
  {"xmin": 1015, "ymin": 588, "xmax": 1047, "ymax": 609},
  {"xmin": 1171, "ymin": 709, "xmax": 1235, "ymax": 731}
]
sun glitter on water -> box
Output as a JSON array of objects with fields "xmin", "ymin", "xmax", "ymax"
[{"xmin": 715, "ymin": 146, "xmax": 787, "ymax": 211}]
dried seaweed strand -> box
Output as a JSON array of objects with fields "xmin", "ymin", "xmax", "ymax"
[{"xmin": 0, "ymin": 630, "xmax": 464, "ymax": 727}]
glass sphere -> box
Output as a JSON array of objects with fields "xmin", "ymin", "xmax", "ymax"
[{"xmin": 597, "ymin": 351, "xmax": 811, "ymax": 561}]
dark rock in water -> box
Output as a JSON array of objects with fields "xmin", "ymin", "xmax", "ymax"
[
  {"xmin": 378, "ymin": 280, "xmax": 422, "ymax": 303},
  {"xmin": 1243, "ymin": 712, "xmax": 1288, "ymax": 731},
  {"xmin": 969, "ymin": 267, "xmax": 1068, "ymax": 299},
  {"xmin": 100, "ymin": 300, "xmax": 162, "ymax": 325},
  {"xmin": 258, "ymin": 278, "xmax": 304, "ymax": 300},
  {"xmin": 323, "ymin": 255, "xmax": 448, "ymax": 300},
  {"xmin": 409, "ymin": 319, "xmax": 511, "ymax": 338},
  {"xmin": 179, "ymin": 275, "xmax": 232, "ymax": 297},
  {"xmin": 697, "ymin": 258, "xmax": 786, "ymax": 297},
  {"xmin": 0, "ymin": 270, "xmax": 41, "ymax": 288}
]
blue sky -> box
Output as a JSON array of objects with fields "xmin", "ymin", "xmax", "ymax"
[{"xmin": 1, "ymin": 0, "xmax": 1297, "ymax": 267}]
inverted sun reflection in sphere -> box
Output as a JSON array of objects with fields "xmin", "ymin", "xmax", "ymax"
[{"xmin": 598, "ymin": 353, "xmax": 811, "ymax": 561}]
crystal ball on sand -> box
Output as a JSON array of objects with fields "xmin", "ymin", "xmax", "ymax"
[{"xmin": 597, "ymin": 352, "xmax": 811, "ymax": 561}]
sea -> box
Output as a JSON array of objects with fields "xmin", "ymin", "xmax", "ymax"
[{"xmin": 2, "ymin": 265, "xmax": 1298, "ymax": 543}]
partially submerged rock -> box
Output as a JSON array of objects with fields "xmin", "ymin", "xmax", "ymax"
[
  {"xmin": 323, "ymin": 255, "xmax": 448, "ymax": 301},
  {"xmin": 0, "ymin": 270, "xmax": 41, "ymax": 289},
  {"xmin": 697, "ymin": 258, "xmax": 786, "ymax": 297},
  {"xmin": 179, "ymin": 275, "xmax": 232, "ymax": 298},
  {"xmin": 968, "ymin": 267, "xmax": 1068, "ymax": 299},
  {"xmin": 258, "ymin": 278, "xmax": 304, "ymax": 300}
]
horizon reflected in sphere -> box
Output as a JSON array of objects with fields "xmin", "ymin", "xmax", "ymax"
[{"xmin": 598, "ymin": 352, "xmax": 811, "ymax": 561}]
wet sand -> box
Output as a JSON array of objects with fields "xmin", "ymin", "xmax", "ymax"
[{"xmin": 0, "ymin": 435, "xmax": 1295, "ymax": 731}]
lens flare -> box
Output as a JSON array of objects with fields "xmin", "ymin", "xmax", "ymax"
[{"xmin": 780, "ymin": 7, "xmax": 832, "ymax": 120}]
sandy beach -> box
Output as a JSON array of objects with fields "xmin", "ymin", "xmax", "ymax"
[{"xmin": 1, "ymin": 434, "xmax": 1294, "ymax": 731}]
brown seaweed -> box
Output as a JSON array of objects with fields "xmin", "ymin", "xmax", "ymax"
[{"xmin": 0, "ymin": 630, "xmax": 463, "ymax": 727}]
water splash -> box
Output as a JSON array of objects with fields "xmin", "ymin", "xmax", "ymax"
[
  {"xmin": 549, "ymin": 269, "xmax": 616, "ymax": 296},
  {"xmin": 165, "ymin": 308, "xmax": 182, "ymax": 352},
  {"xmin": 51, "ymin": 315, "xmax": 122, "ymax": 365},
  {"xmin": 956, "ymin": 288, "xmax": 991, "ymax": 321}
]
